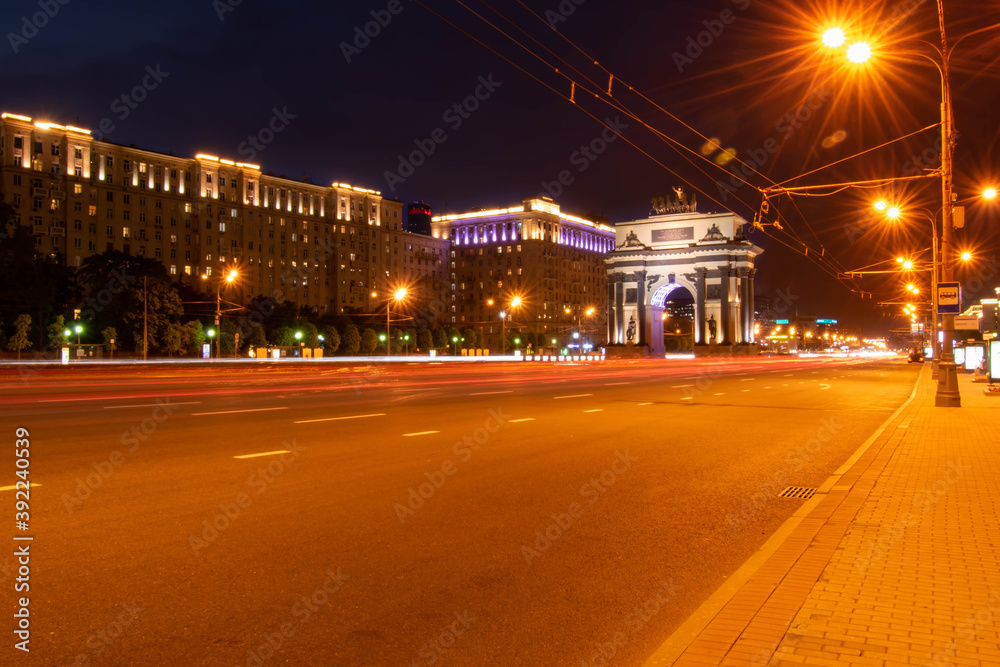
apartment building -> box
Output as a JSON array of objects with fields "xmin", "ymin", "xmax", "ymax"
[
  {"xmin": 0, "ymin": 111, "xmax": 443, "ymax": 315},
  {"xmin": 430, "ymin": 197, "xmax": 615, "ymax": 345}
]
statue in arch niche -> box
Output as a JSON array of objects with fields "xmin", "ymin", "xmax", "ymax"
[
  {"xmin": 626, "ymin": 315, "xmax": 637, "ymax": 343},
  {"xmin": 708, "ymin": 314, "xmax": 717, "ymax": 342}
]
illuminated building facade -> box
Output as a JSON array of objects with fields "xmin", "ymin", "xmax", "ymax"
[
  {"xmin": 430, "ymin": 197, "xmax": 616, "ymax": 347},
  {"xmin": 0, "ymin": 112, "xmax": 445, "ymax": 315}
]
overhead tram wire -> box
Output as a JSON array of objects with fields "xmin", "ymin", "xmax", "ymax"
[
  {"xmin": 445, "ymin": 0, "xmax": 763, "ymax": 195},
  {"xmin": 502, "ymin": 0, "xmax": 858, "ymax": 278},
  {"xmin": 420, "ymin": 1, "xmax": 866, "ymax": 292},
  {"xmin": 410, "ymin": 0, "xmax": 759, "ymax": 215}
]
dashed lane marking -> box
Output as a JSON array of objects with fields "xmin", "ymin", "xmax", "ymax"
[
  {"xmin": 294, "ymin": 413, "xmax": 385, "ymax": 424},
  {"xmin": 234, "ymin": 450, "xmax": 291, "ymax": 459},
  {"xmin": 193, "ymin": 407, "xmax": 289, "ymax": 416}
]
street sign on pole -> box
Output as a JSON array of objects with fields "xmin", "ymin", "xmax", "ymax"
[{"xmin": 937, "ymin": 282, "xmax": 961, "ymax": 315}]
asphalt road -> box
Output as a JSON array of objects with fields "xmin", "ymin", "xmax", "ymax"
[{"xmin": 0, "ymin": 355, "xmax": 919, "ymax": 666}]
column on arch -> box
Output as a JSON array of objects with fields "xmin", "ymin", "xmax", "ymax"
[{"xmin": 695, "ymin": 267, "xmax": 707, "ymax": 344}]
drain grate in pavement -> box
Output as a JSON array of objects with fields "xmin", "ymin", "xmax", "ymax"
[{"xmin": 778, "ymin": 486, "xmax": 816, "ymax": 499}]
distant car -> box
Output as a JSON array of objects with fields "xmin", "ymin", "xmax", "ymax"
[{"xmin": 908, "ymin": 349, "xmax": 925, "ymax": 363}]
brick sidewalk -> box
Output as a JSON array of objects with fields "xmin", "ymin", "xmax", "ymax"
[{"xmin": 650, "ymin": 366, "xmax": 1000, "ymax": 667}]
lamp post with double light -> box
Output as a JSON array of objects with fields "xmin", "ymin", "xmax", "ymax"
[{"xmin": 202, "ymin": 268, "xmax": 239, "ymax": 359}]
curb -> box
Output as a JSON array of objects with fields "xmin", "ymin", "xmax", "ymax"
[{"xmin": 643, "ymin": 364, "xmax": 928, "ymax": 666}]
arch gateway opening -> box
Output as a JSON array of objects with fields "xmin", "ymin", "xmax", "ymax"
[{"xmin": 605, "ymin": 201, "xmax": 762, "ymax": 357}]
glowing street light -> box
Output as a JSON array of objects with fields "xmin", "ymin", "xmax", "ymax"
[
  {"xmin": 984, "ymin": 188, "xmax": 997, "ymax": 200},
  {"xmin": 822, "ymin": 27, "xmax": 846, "ymax": 48},
  {"xmin": 886, "ymin": 206, "xmax": 900, "ymax": 219},
  {"xmin": 203, "ymin": 267, "xmax": 239, "ymax": 359},
  {"xmin": 961, "ymin": 251, "xmax": 972, "ymax": 261},
  {"xmin": 386, "ymin": 287, "xmax": 409, "ymax": 357},
  {"xmin": 874, "ymin": 200, "xmax": 888, "ymax": 211},
  {"xmin": 74, "ymin": 324, "xmax": 83, "ymax": 344},
  {"xmin": 846, "ymin": 42, "xmax": 872, "ymax": 63}
]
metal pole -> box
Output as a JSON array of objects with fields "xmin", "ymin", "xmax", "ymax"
[
  {"xmin": 931, "ymin": 214, "xmax": 940, "ymax": 378},
  {"xmin": 143, "ymin": 275, "xmax": 148, "ymax": 361},
  {"xmin": 501, "ymin": 314, "xmax": 506, "ymax": 356},
  {"xmin": 935, "ymin": 0, "xmax": 960, "ymax": 406},
  {"xmin": 215, "ymin": 285, "xmax": 221, "ymax": 360},
  {"xmin": 387, "ymin": 302, "xmax": 391, "ymax": 358}
]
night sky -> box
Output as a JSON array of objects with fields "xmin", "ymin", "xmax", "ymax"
[{"xmin": 2, "ymin": 0, "xmax": 998, "ymax": 335}]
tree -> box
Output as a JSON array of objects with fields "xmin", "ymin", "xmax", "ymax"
[
  {"xmin": 102, "ymin": 327, "xmax": 119, "ymax": 354},
  {"xmin": 48, "ymin": 315, "xmax": 69, "ymax": 347},
  {"xmin": 296, "ymin": 321, "xmax": 319, "ymax": 348},
  {"xmin": 320, "ymin": 325, "xmax": 340, "ymax": 353},
  {"xmin": 180, "ymin": 320, "xmax": 206, "ymax": 356},
  {"xmin": 461, "ymin": 328, "xmax": 478, "ymax": 350},
  {"xmin": 360, "ymin": 328, "xmax": 378, "ymax": 355},
  {"xmin": 246, "ymin": 322, "xmax": 268, "ymax": 349},
  {"xmin": 163, "ymin": 322, "xmax": 183, "ymax": 357},
  {"xmin": 432, "ymin": 328, "xmax": 447, "ymax": 349},
  {"xmin": 0, "ymin": 214, "xmax": 78, "ymax": 347},
  {"xmin": 446, "ymin": 327, "xmax": 462, "ymax": 353},
  {"xmin": 270, "ymin": 326, "xmax": 295, "ymax": 347},
  {"xmin": 341, "ymin": 323, "xmax": 361, "ymax": 355},
  {"xmin": 124, "ymin": 277, "xmax": 183, "ymax": 354},
  {"xmin": 417, "ymin": 329, "xmax": 433, "ymax": 352},
  {"xmin": 7, "ymin": 314, "xmax": 31, "ymax": 360}
]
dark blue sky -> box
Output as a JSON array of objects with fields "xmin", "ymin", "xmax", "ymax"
[{"xmin": 2, "ymin": 0, "xmax": 998, "ymax": 333}]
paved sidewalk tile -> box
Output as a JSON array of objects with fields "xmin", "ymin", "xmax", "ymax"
[{"xmin": 667, "ymin": 368, "xmax": 1000, "ymax": 667}]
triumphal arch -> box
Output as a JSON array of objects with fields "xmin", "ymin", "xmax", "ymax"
[{"xmin": 605, "ymin": 191, "xmax": 763, "ymax": 356}]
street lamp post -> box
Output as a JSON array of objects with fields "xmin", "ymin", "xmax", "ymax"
[
  {"xmin": 387, "ymin": 287, "xmax": 408, "ymax": 358},
  {"xmin": 202, "ymin": 269, "xmax": 239, "ymax": 360},
  {"xmin": 74, "ymin": 324, "xmax": 83, "ymax": 345}
]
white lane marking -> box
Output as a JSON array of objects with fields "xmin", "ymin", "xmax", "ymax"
[
  {"xmin": 740, "ymin": 378, "xmax": 755, "ymax": 382},
  {"xmin": 584, "ymin": 409, "xmax": 604, "ymax": 413},
  {"xmin": 741, "ymin": 389, "xmax": 750, "ymax": 392},
  {"xmin": 510, "ymin": 418, "xmax": 535, "ymax": 423},
  {"xmin": 671, "ymin": 384, "xmax": 694, "ymax": 388},
  {"xmin": 234, "ymin": 450, "xmax": 291, "ymax": 459},
  {"xmin": 294, "ymin": 413, "xmax": 385, "ymax": 424},
  {"xmin": 764, "ymin": 386, "xmax": 771, "ymax": 389},
  {"xmin": 554, "ymin": 394, "xmax": 593, "ymax": 399},
  {"xmin": 0, "ymin": 483, "xmax": 40, "ymax": 492},
  {"xmin": 819, "ymin": 384, "xmax": 832, "ymax": 390},
  {"xmin": 193, "ymin": 407, "xmax": 289, "ymax": 416},
  {"xmin": 104, "ymin": 402, "xmax": 201, "ymax": 409},
  {"xmin": 680, "ymin": 397, "xmax": 693, "ymax": 401},
  {"xmin": 733, "ymin": 373, "xmax": 748, "ymax": 376},
  {"xmin": 604, "ymin": 382, "xmax": 631, "ymax": 386},
  {"xmin": 714, "ymin": 393, "xmax": 725, "ymax": 396},
  {"xmin": 470, "ymin": 390, "xmax": 513, "ymax": 395},
  {"xmin": 403, "ymin": 430, "xmax": 440, "ymax": 437},
  {"xmin": 784, "ymin": 374, "xmax": 793, "ymax": 377},
  {"xmin": 782, "ymin": 384, "xmax": 789, "ymax": 387},
  {"xmin": 637, "ymin": 402, "xmax": 653, "ymax": 406}
]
